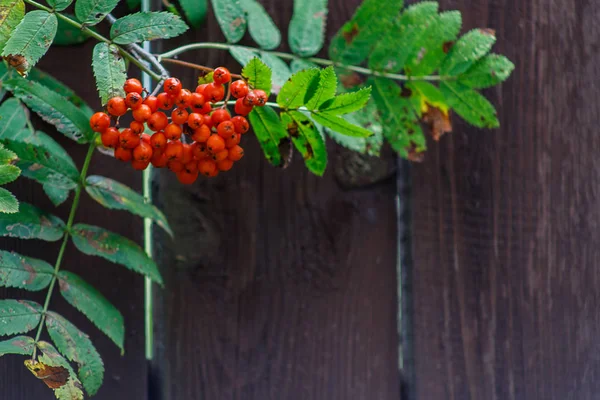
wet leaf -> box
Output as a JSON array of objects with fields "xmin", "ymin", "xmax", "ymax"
[
  {"xmin": 75, "ymin": 0, "xmax": 119, "ymax": 26},
  {"xmin": 85, "ymin": 175, "xmax": 172, "ymax": 237},
  {"xmin": 276, "ymin": 68, "xmax": 319, "ymax": 110},
  {"xmin": 0, "ymin": 335, "xmax": 34, "ymax": 356},
  {"xmin": 210, "ymin": 0, "xmax": 246, "ymax": 43},
  {"xmin": 92, "ymin": 42, "xmax": 127, "ymax": 105},
  {"xmin": 0, "ymin": 0, "xmax": 25, "ymax": 54},
  {"xmin": 46, "ymin": 311, "xmax": 104, "ymax": 395},
  {"xmin": 110, "ymin": 11, "xmax": 188, "ymax": 45},
  {"xmin": 241, "ymin": 0, "xmax": 280, "ymax": 50},
  {"xmin": 178, "ymin": 0, "xmax": 207, "ymax": 28},
  {"xmin": 289, "ymin": 0, "xmax": 327, "ymax": 57},
  {"xmin": 0, "ymin": 250, "xmax": 53, "ymax": 291},
  {"xmin": 440, "ymin": 81, "xmax": 499, "ymax": 128},
  {"xmin": 0, "ymin": 299, "xmax": 42, "ymax": 335},
  {"xmin": 441, "ymin": 28, "xmax": 496, "ymax": 76},
  {"xmin": 0, "ymin": 202, "xmax": 64, "ymax": 241},
  {"xmin": 304, "ymin": 66, "xmax": 336, "ymax": 110},
  {"xmin": 1, "ymin": 11, "xmax": 57, "ymax": 75},
  {"xmin": 71, "ymin": 223, "xmax": 163, "ymax": 284},
  {"xmin": 241, "ymin": 57, "xmax": 272, "ymax": 96},
  {"xmin": 248, "ymin": 106, "xmax": 287, "ymax": 166},
  {"xmin": 281, "ymin": 111, "xmax": 327, "ymax": 175}
]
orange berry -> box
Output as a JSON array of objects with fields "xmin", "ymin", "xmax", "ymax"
[
  {"xmin": 150, "ymin": 131, "xmax": 167, "ymax": 149},
  {"xmin": 190, "ymin": 93, "xmax": 205, "ymax": 109},
  {"xmin": 101, "ymin": 127, "xmax": 120, "ymax": 148},
  {"xmin": 157, "ymin": 92, "xmax": 174, "ymax": 110},
  {"xmin": 191, "ymin": 125, "xmax": 211, "ymax": 142},
  {"xmin": 217, "ymin": 158, "xmax": 234, "ymax": 171},
  {"xmin": 132, "ymin": 104, "xmax": 152, "ymax": 122},
  {"xmin": 143, "ymin": 95, "xmax": 159, "ymax": 113},
  {"xmin": 171, "ymin": 108, "xmax": 189, "ymax": 125},
  {"xmin": 130, "ymin": 120, "xmax": 145, "ymax": 135},
  {"xmin": 252, "ymin": 89, "xmax": 268, "ymax": 106},
  {"xmin": 213, "ymin": 67, "xmax": 231, "ymax": 85},
  {"xmin": 197, "ymin": 102, "xmax": 212, "ymax": 115},
  {"xmin": 228, "ymin": 145, "xmax": 244, "ymax": 161},
  {"xmin": 132, "ymin": 159, "xmax": 150, "ymax": 170},
  {"xmin": 133, "ymin": 141, "xmax": 153, "ymax": 162},
  {"xmin": 231, "ymin": 116, "xmax": 249, "ymax": 134},
  {"xmin": 204, "ymin": 83, "xmax": 225, "ymax": 102},
  {"xmin": 206, "ymin": 135, "xmax": 225, "ymax": 153},
  {"xmin": 174, "ymin": 89, "xmax": 192, "ymax": 108},
  {"xmin": 164, "ymin": 123, "xmax": 183, "ymax": 140},
  {"xmin": 163, "ymin": 77, "xmax": 182, "ymax": 96},
  {"xmin": 234, "ymin": 97, "xmax": 253, "ymax": 116},
  {"xmin": 119, "ymin": 128, "xmax": 140, "ymax": 149},
  {"xmin": 203, "ymin": 114, "xmax": 214, "ymax": 128},
  {"xmin": 168, "ymin": 160, "xmax": 184, "ymax": 172},
  {"xmin": 177, "ymin": 169, "xmax": 199, "ymax": 184},
  {"xmin": 124, "ymin": 78, "xmax": 143, "ymax": 94},
  {"xmin": 217, "ymin": 121, "xmax": 236, "ymax": 139},
  {"xmin": 243, "ymin": 92, "xmax": 257, "ymax": 107},
  {"xmin": 211, "ymin": 109, "xmax": 231, "ymax": 125},
  {"xmin": 115, "ymin": 146, "xmax": 133, "ymax": 162},
  {"xmin": 125, "ymin": 92, "xmax": 143, "ymax": 110},
  {"xmin": 230, "ymin": 80, "xmax": 249, "ymax": 98},
  {"xmin": 184, "ymin": 160, "xmax": 198, "ymax": 173},
  {"xmin": 198, "ymin": 159, "xmax": 217, "ymax": 176},
  {"xmin": 225, "ymin": 133, "xmax": 241, "ymax": 148},
  {"xmin": 191, "ymin": 142, "xmax": 209, "ymax": 160},
  {"xmin": 151, "ymin": 149, "xmax": 168, "ymax": 168},
  {"xmin": 147, "ymin": 112, "xmax": 169, "ymax": 131},
  {"xmin": 165, "ymin": 141, "xmax": 183, "ymax": 161},
  {"xmin": 90, "ymin": 112, "xmax": 111, "ymax": 132},
  {"xmin": 212, "ymin": 149, "xmax": 229, "ymax": 162},
  {"xmin": 187, "ymin": 113, "xmax": 204, "ymax": 129},
  {"xmin": 181, "ymin": 143, "xmax": 194, "ymax": 164},
  {"xmin": 141, "ymin": 133, "xmax": 151, "ymax": 144},
  {"xmin": 195, "ymin": 84, "xmax": 208, "ymax": 95},
  {"xmin": 107, "ymin": 96, "xmax": 127, "ymax": 116}
]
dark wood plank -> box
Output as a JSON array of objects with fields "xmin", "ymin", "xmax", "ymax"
[
  {"xmin": 151, "ymin": 1, "xmax": 402, "ymax": 399},
  {"xmin": 411, "ymin": 1, "xmax": 600, "ymax": 399},
  {"xmin": 0, "ymin": 40, "xmax": 147, "ymax": 399}
]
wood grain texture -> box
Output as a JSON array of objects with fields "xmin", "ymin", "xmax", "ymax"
[
  {"xmin": 0, "ymin": 37, "xmax": 147, "ymax": 399},
  {"xmin": 411, "ymin": 1, "xmax": 600, "ymax": 399},
  {"xmin": 151, "ymin": 1, "xmax": 401, "ymax": 399}
]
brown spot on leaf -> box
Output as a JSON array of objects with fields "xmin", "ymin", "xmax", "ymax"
[
  {"xmin": 231, "ymin": 17, "xmax": 245, "ymax": 28},
  {"xmin": 24, "ymin": 360, "xmax": 70, "ymax": 389},
  {"xmin": 407, "ymin": 145, "xmax": 425, "ymax": 163},
  {"xmin": 286, "ymin": 121, "xmax": 299, "ymax": 138},
  {"xmin": 442, "ymin": 41, "xmax": 454, "ymax": 53},
  {"xmin": 4, "ymin": 54, "xmax": 29, "ymax": 77},
  {"xmin": 400, "ymin": 87, "xmax": 412, "ymax": 98},
  {"xmin": 422, "ymin": 103, "xmax": 452, "ymax": 141},
  {"xmin": 340, "ymin": 72, "xmax": 363, "ymax": 89},
  {"xmin": 342, "ymin": 23, "xmax": 360, "ymax": 44}
]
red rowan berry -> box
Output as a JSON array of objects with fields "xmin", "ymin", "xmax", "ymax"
[
  {"xmin": 147, "ymin": 112, "xmax": 169, "ymax": 131},
  {"xmin": 125, "ymin": 92, "xmax": 143, "ymax": 110},
  {"xmin": 243, "ymin": 91, "xmax": 257, "ymax": 107},
  {"xmin": 213, "ymin": 67, "xmax": 231, "ymax": 85},
  {"xmin": 101, "ymin": 127, "xmax": 120, "ymax": 148},
  {"xmin": 143, "ymin": 95, "xmax": 159, "ymax": 113},
  {"xmin": 207, "ymin": 135, "xmax": 225, "ymax": 153},
  {"xmin": 151, "ymin": 149, "xmax": 168, "ymax": 168},
  {"xmin": 228, "ymin": 145, "xmax": 244, "ymax": 161},
  {"xmin": 197, "ymin": 102, "xmax": 212, "ymax": 115},
  {"xmin": 217, "ymin": 159, "xmax": 234, "ymax": 172},
  {"xmin": 230, "ymin": 80, "xmax": 249, "ymax": 98},
  {"xmin": 204, "ymin": 83, "xmax": 225, "ymax": 103},
  {"xmin": 164, "ymin": 123, "xmax": 183, "ymax": 140},
  {"xmin": 190, "ymin": 92, "xmax": 205, "ymax": 109},
  {"xmin": 195, "ymin": 84, "xmax": 207, "ymax": 95},
  {"xmin": 211, "ymin": 109, "xmax": 231, "ymax": 125},
  {"xmin": 212, "ymin": 149, "xmax": 229, "ymax": 162},
  {"xmin": 225, "ymin": 133, "xmax": 241, "ymax": 148},
  {"xmin": 203, "ymin": 114, "xmax": 214, "ymax": 129},
  {"xmin": 163, "ymin": 77, "xmax": 182, "ymax": 96},
  {"xmin": 124, "ymin": 78, "xmax": 143, "ymax": 94},
  {"xmin": 181, "ymin": 143, "xmax": 194, "ymax": 164},
  {"xmin": 90, "ymin": 112, "xmax": 111, "ymax": 132},
  {"xmin": 235, "ymin": 97, "xmax": 253, "ymax": 116},
  {"xmin": 132, "ymin": 159, "xmax": 150, "ymax": 170},
  {"xmin": 151, "ymin": 131, "xmax": 167, "ymax": 149},
  {"xmin": 198, "ymin": 159, "xmax": 217, "ymax": 176},
  {"xmin": 157, "ymin": 92, "xmax": 175, "ymax": 110},
  {"xmin": 168, "ymin": 160, "xmax": 184, "ymax": 173},
  {"xmin": 107, "ymin": 96, "xmax": 128, "ymax": 116},
  {"xmin": 177, "ymin": 169, "xmax": 199, "ymax": 184},
  {"xmin": 132, "ymin": 104, "xmax": 152, "ymax": 122},
  {"xmin": 171, "ymin": 108, "xmax": 189, "ymax": 125},
  {"xmin": 187, "ymin": 113, "xmax": 204, "ymax": 129},
  {"xmin": 217, "ymin": 121, "xmax": 236, "ymax": 139},
  {"xmin": 141, "ymin": 133, "xmax": 151, "ymax": 144},
  {"xmin": 115, "ymin": 146, "xmax": 133, "ymax": 162},
  {"xmin": 231, "ymin": 116, "xmax": 249, "ymax": 134},
  {"xmin": 133, "ymin": 141, "xmax": 153, "ymax": 162},
  {"xmin": 191, "ymin": 142, "xmax": 209, "ymax": 160},
  {"xmin": 252, "ymin": 89, "xmax": 268, "ymax": 106},
  {"xmin": 174, "ymin": 89, "xmax": 192, "ymax": 108},
  {"xmin": 184, "ymin": 161, "xmax": 198, "ymax": 173},
  {"xmin": 191, "ymin": 125, "xmax": 211, "ymax": 143},
  {"xmin": 120, "ymin": 128, "xmax": 140, "ymax": 149},
  {"xmin": 130, "ymin": 120, "xmax": 145, "ymax": 135},
  {"xmin": 165, "ymin": 141, "xmax": 183, "ymax": 161}
]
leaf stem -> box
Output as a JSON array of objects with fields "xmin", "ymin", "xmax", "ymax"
[
  {"xmin": 159, "ymin": 58, "xmax": 243, "ymax": 80},
  {"xmin": 31, "ymin": 141, "xmax": 96, "ymax": 358},
  {"xmin": 158, "ymin": 42, "xmax": 448, "ymax": 82},
  {"xmin": 22, "ymin": 0, "xmax": 162, "ymax": 82}
]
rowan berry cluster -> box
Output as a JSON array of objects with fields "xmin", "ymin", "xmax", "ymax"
[{"xmin": 89, "ymin": 67, "xmax": 267, "ymax": 184}]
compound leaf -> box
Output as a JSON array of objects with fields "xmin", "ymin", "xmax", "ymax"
[{"xmin": 276, "ymin": 68, "xmax": 319, "ymax": 110}]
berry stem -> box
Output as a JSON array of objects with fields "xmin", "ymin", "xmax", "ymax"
[
  {"xmin": 158, "ymin": 43, "xmax": 450, "ymax": 82},
  {"xmin": 159, "ymin": 58, "xmax": 243, "ymax": 80},
  {"xmin": 31, "ymin": 141, "xmax": 96, "ymax": 359}
]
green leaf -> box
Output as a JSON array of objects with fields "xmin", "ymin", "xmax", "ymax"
[
  {"xmin": 248, "ymin": 106, "xmax": 287, "ymax": 166},
  {"xmin": 0, "ymin": 299, "xmax": 42, "ymax": 335},
  {"xmin": 281, "ymin": 111, "xmax": 327, "ymax": 175},
  {"xmin": 75, "ymin": 0, "xmax": 119, "ymax": 26},
  {"xmin": 440, "ymin": 81, "xmax": 499, "ymax": 128},
  {"xmin": 27, "ymin": 68, "xmax": 94, "ymax": 115},
  {"xmin": 0, "ymin": 250, "xmax": 53, "ymax": 291},
  {"xmin": 319, "ymin": 87, "xmax": 371, "ymax": 115},
  {"xmin": 459, "ymin": 53, "xmax": 515, "ymax": 89},
  {"xmin": 53, "ymin": 13, "xmax": 92, "ymax": 46},
  {"xmin": 3, "ymin": 76, "xmax": 94, "ymax": 143},
  {"xmin": 241, "ymin": 0, "xmax": 280, "ymax": 50},
  {"xmin": 71, "ymin": 223, "xmax": 163, "ymax": 284},
  {"xmin": 406, "ymin": 80, "xmax": 448, "ymax": 115},
  {"xmin": 0, "ymin": 335, "xmax": 34, "ymax": 356},
  {"xmin": 441, "ymin": 28, "xmax": 497, "ymax": 76},
  {"xmin": 241, "ymin": 57, "xmax": 272, "ymax": 96},
  {"xmin": 368, "ymin": 1, "xmax": 438, "ymax": 73},
  {"xmin": 110, "ymin": 11, "xmax": 188, "ymax": 45},
  {"xmin": 35, "ymin": 341, "xmax": 85, "ymax": 400},
  {"xmin": 310, "ymin": 111, "xmax": 372, "ymax": 138},
  {"xmin": 45, "ymin": 311, "xmax": 104, "ymax": 396},
  {"xmin": 43, "ymin": 183, "xmax": 69, "ymax": 206},
  {"xmin": 404, "ymin": 11, "xmax": 462, "ymax": 76},
  {"xmin": 58, "ymin": 271, "xmax": 124, "ymax": 351},
  {"xmin": 329, "ymin": 0, "xmax": 404, "ymax": 65},
  {"xmin": 197, "ymin": 71, "xmax": 213, "ymax": 84},
  {"xmin": 229, "ymin": 45, "xmax": 257, "ymax": 66},
  {"xmin": 210, "ymin": 0, "xmax": 246, "ymax": 43},
  {"xmin": 0, "ymin": 188, "xmax": 18, "ymax": 214},
  {"xmin": 0, "ymin": 164, "xmax": 20, "ymax": 185},
  {"xmin": 126, "ymin": 0, "xmax": 140, "ymax": 10},
  {"xmin": 2, "ymin": 138, "xmax": 79, "ymax": 192},
  {"xmin": 276, "ymin": 68, "xmax": 319, "ymax": 109},
  {"xmin": 259, "ymin": 52, "xmax": 291, "ymax": 93},
  {"xmin": 290, "ymin": 58, "xmax": 318, "ymax": 73},
  {"xmin": 1, "ymin": 11, "xmax": 58, "ymax": 74},
  {"xmin": 92, "ymin": 42, "xmax": 127, "ymax": 106},
  {"xmin": 0, "ymin": 0, "xmax": 25, "ymax": 54},
  {"xmin": 85, "ymin": 175, "xmax": 173, "ymax": 237},
  {"xmin": 0, "ymin": 143, "xmax": 17, "ymax": 164},
  {"xmin": 47, "ymin": 0, "xmax": 72, "ymax": 11},
  {"xmin": 371, "ymin": 77, "xmax": 424, "ymax": 156},
  {"xmin": 289, "ymin": 0, "xmax": 327, "ymax": 57},
  {"xmin": 305, "ymin": 66, "xmax": 336, "ymax": 110},
  {"xmin": 0, "ymin": 202, "xmax": 64, "ymax": 240},
  {"xmin": 178, "ymin": 0, "xmax": 207, "ymax": 28},
  {"xmin": 0, "ymin": 97, "xmax": 27, "ymax": 140}
]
